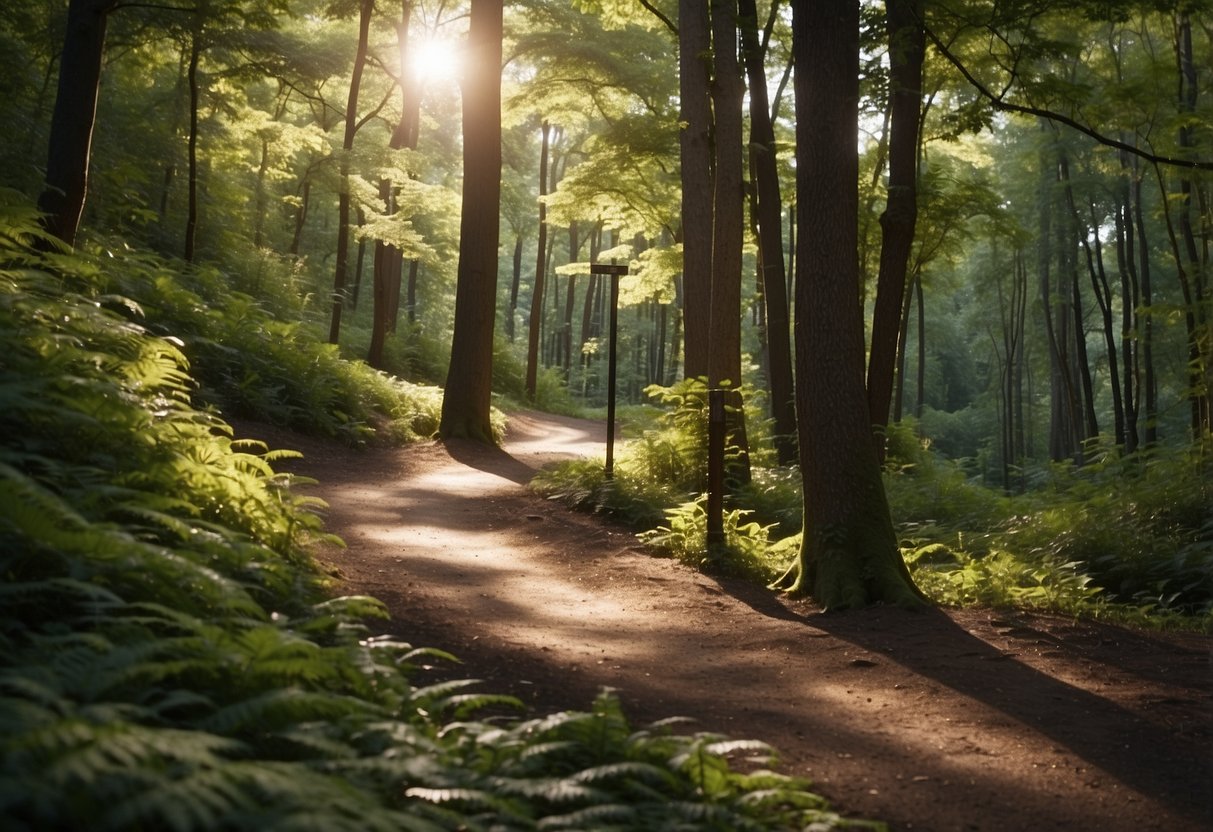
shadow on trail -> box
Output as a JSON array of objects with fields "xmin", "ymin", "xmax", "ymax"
[
  {"xmin": 809, "ymin": 606, "xmax": 1212, "ymax": 829},
  {"xmin": 443, "ymin": 438, "xmax": 540, "ymax": 486}
]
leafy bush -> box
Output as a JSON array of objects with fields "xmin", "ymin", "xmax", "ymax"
[
  {"xmin": 1, "ymin": 199, "xmax": 869, "ymax": 831},
  {"xmin": 639, "ymin": 496, "xmax": 787, "ymax": 583}
]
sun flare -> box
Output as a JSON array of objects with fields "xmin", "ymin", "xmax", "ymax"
[{"xmin": 409, "ymin": 37, "xmax": 462, "ymax": 82}]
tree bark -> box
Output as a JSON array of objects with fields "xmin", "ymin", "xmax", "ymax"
[
  {"xmin": 866, "ymin": 0, "xmax": 924, "ymax": 451},
  {"xmin": 525, "ymin": 120, "xmax": 552, "ymax": 400},
  {"xmin": 708, "ymin": 0, "xmax": 750, "ymax": 482},
  {"xmin": 370, "ymin": 0, "xmax": 419, "ymax": 368},
  {"xmin": 678, "ymin": 0, "xmax": 713, "ymax": 380},
  {"xmin": 1131, "ymin": 153, "xmax": 1158, "ymax": 446},
  {"xmin": 778, "ymin": 0, "xmax": 924, "ymax": 609},
  {"xmin": 183, "ymin": 27, "xmax": 202, "ymax": 262},
  {"xmin": 440, "ymin": 0, "xmax": 503, "ymax": 442},
  {"xmin": 507, "ymin": 233, "xmax": 523, "ymax": 340},
  {"xmin": 739, "ymin": 0, "xmax": 796, "ymax": 465},
  {"xmin": 37, "ymin": 0, "xmax": 120, "ymax": 247}
]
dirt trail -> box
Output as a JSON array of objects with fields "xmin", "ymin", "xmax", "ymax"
[{"xmin": 250, "ymin": 411, "xmax": 1212, "ymax": 832}]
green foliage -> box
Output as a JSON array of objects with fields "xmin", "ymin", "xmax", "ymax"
[
  {"xmin": 402, "ymin": 690, "xmax": 880, "ymax": 831},
  {"xmin": 904, "ymin": 545, "xmax": 1104, "ymax": 613},
  {"xmin": 989, "ymin": 445, "xmax": 1213, "ymax": 619},
  {"xmin": 531, "ymin": 458, "xmax": 669, "ymax": 529},
  {"xmin": 0, "ymin": 200, "xmax": 866, "ymax": 831},
  {"xmin": 68, "ymin": 230, "xmax": 445, "ymax": 445},
  {"xmin": 888, "ymin": 436, "xmax": 1213, "ymax": 629},
  {"xmin": 639, "ymin": 496, "xmax": 787, "ymax": 583}
]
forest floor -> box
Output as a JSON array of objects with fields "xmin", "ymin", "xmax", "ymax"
[{"xmin": 243, "ymin": 410, "xmax": 1212, "ymax": 832}]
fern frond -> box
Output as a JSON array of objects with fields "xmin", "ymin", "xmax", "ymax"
[
  {"xmin": 536, "ymin": 802, "xmax": 638, "ymax": 830},
  {"xmin": 200, "ymin": 688, "xmax": 381, "ymax": 736}
]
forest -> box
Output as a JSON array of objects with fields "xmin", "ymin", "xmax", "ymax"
[{"xmin": 0, "ymin": 0, "xmax": 1210, "ymax": 829}]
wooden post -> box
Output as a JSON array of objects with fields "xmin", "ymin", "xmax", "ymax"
[{"xmin": 592, "ymin": 262, "xmax": 628, "ymax": 478}]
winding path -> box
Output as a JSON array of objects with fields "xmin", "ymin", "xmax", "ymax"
[{"xmin": 252, "ymin": 411, "xmax": 1212, "ymax": 832}]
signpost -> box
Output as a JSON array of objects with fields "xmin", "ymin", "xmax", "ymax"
[{"xmin": 590, "ymin": 262, "xmax": 628, "ymax": 478}]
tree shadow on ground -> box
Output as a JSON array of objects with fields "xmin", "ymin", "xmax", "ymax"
[
  {"xmin": 805, "ymin": 605, "xmax": 1212, "ymax": 829},
  {"xmin": 443, "ymin": 437, "xmax": 540, "ymax": 486}
]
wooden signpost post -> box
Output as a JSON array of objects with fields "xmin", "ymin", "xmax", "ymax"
[{"xmin": 590, "ymin": 262, "xmax": 628, "ymax": 478}]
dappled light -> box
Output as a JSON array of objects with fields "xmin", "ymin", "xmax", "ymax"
[{"xmin": 4, "ymin": 0, "xmax": 1210, "ymax": 828}]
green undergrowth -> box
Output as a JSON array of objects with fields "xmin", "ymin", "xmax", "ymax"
[
  {"xmin": 534, "ymin": 382, "xmax": 1213, "ymax": 631},
  {"xmin": 0, "ymin": 201, "xmax": 873, "ymax": 830},
  {"xmin": 78, "ymin": 228, "xmax": 446, "ymax": 445}
]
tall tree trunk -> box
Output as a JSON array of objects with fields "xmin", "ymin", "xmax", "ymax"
[
  {"xmin": 1131, "ymin": 154, "xmax": 1158, "ymax": 445},
  {"xmin": 328, "ymin": 0, "xmax": 373, "ymax": 345},
  {"xmin": 352, "ymin": 209, "xmax": 368, "ymax": 310},
  {"xmin": 525, "ymin": 120, "xmax": 552, "ymax": 400},
  {"xmin": 914, "ymin": 273, "xmax": 925, "ymax": 420},
  {"xmin": 1082, "ymin": 194, "xmax": 1126, "ymax": 447},
  {"xmin": 777, "ymin": 0, "xmax": 923, "ymax": 609},
  {"xmin": 507, "ymin": 233, "xmax": 522, "ymax": 340},
  {"xmin": 866, "ymin": 0, "xmax": 924, "ymax": 451},
  {"xmin": 183, "ymin": 27, "xmax": 202, "ymax": 263},
  {"xmin": 439, "ymin": 0, "xmax": 503, "ymax": 442},
  {"xmin": 739, "ymin": 0, "xmax": 796, "ymax": 465},
  {"xmin": 1040, "ymin": 136, "xmax": 1082, "ymax": 461},
  {"xmin": 709, "ymin": 0, "xmax": 750, "ymax": 482},
  {"xmin": 405, "ymin": 259, "xmax": 419, "ymax": 325},
  {"xmin": 1057, "ymin": 152, "xmax": 1099, "ymax": 444},
  {"xmin": 370, "ymin": 0, "xmax": 418, "ymax": 368},
  {"xmin": 1113, "ymin": 172, "xmax": 1140, "ymax": 452},
  {"xmin": 678, "ymin": 0, "xmax": 713, "ymax": 380},
  {"xmin": 1173, "ymin": 11, "xmax": 1211, "ymax": 434},
  {"xmin": 37, "ymin": 0, "xmax": 120, "ymax": 247},
  {"xmin": 891, "ymin": 271, "xmax": 914, "ymax": 424}
]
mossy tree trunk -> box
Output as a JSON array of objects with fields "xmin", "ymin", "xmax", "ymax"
[{"xmin": 781, "ymin": 0, "xmax": 925, "ymax": 610}]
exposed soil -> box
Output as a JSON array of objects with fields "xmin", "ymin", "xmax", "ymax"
[{"xmin": 241, "ymin": 411, "xmax": 1212, "ymax": 832}]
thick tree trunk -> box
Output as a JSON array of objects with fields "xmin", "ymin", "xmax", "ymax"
[
  {"xmin": 866, "ymin": 0, "xmax": 924, "ymax": 451},
  {"xmin": 440, "ymin": 0, "xmax": 503, "ymax": 442},
  {"xmin": 37, "ymin": 0, "xmax": 119, "ymax": 247},
  {"xmin": 739, "ymin": 0, "xmax": 796, "ymax": 466},
  {"xmin": 709, "ymin": 0, "xmax": 751, "ymax": 482},
  {"xmin": 678, "ymin": 0, "xmax": 713, "ymax": 380},
  {"xmin": 328, "ymin": 0, "xmax": 373, "ymax": 345},
  {"xmin": 779, "ymin": 0, "xmax": 924, "ymax": 610}
]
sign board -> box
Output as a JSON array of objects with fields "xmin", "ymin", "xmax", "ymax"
[{"xmin": 590, "ymin": 263, "xmax": 628, "ymax": 276}]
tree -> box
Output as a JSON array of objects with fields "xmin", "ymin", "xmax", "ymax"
[
  {"xmin": 678, "ymin": 0, "xmax": 713, "ymax": 380},
  {"xmin": 440, "ymin": 0, "xmax": 503, "ymax": 442},
  {"xmin": 36, "ymin": 0, "xmax": 120, "ymax": 246},
  {"xmin": 739, "ymin": 0, "xmax": 796, "ymax": 466},
  {"xmin": 865, "ymin": 0, "xmax": 923, "ymax": 447},
  {"xmin": 775, "ymin": 0, "xmax": 924, "ymax": 609},
  {"xmin": 525, "ymin": 120, "xmax": 553, "ymax": 400},
  {"xmin": 328, "ymin": 0, "xmax": 374, "ymax": 345}
]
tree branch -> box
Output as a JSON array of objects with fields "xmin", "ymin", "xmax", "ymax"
[
  {"xmin": 637, "ymin": 0, "xmax": 677, "ymax": 37},
  {"xmin": 924, "ymin": 24, "xmax": 1213, "ymax": 172}
]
